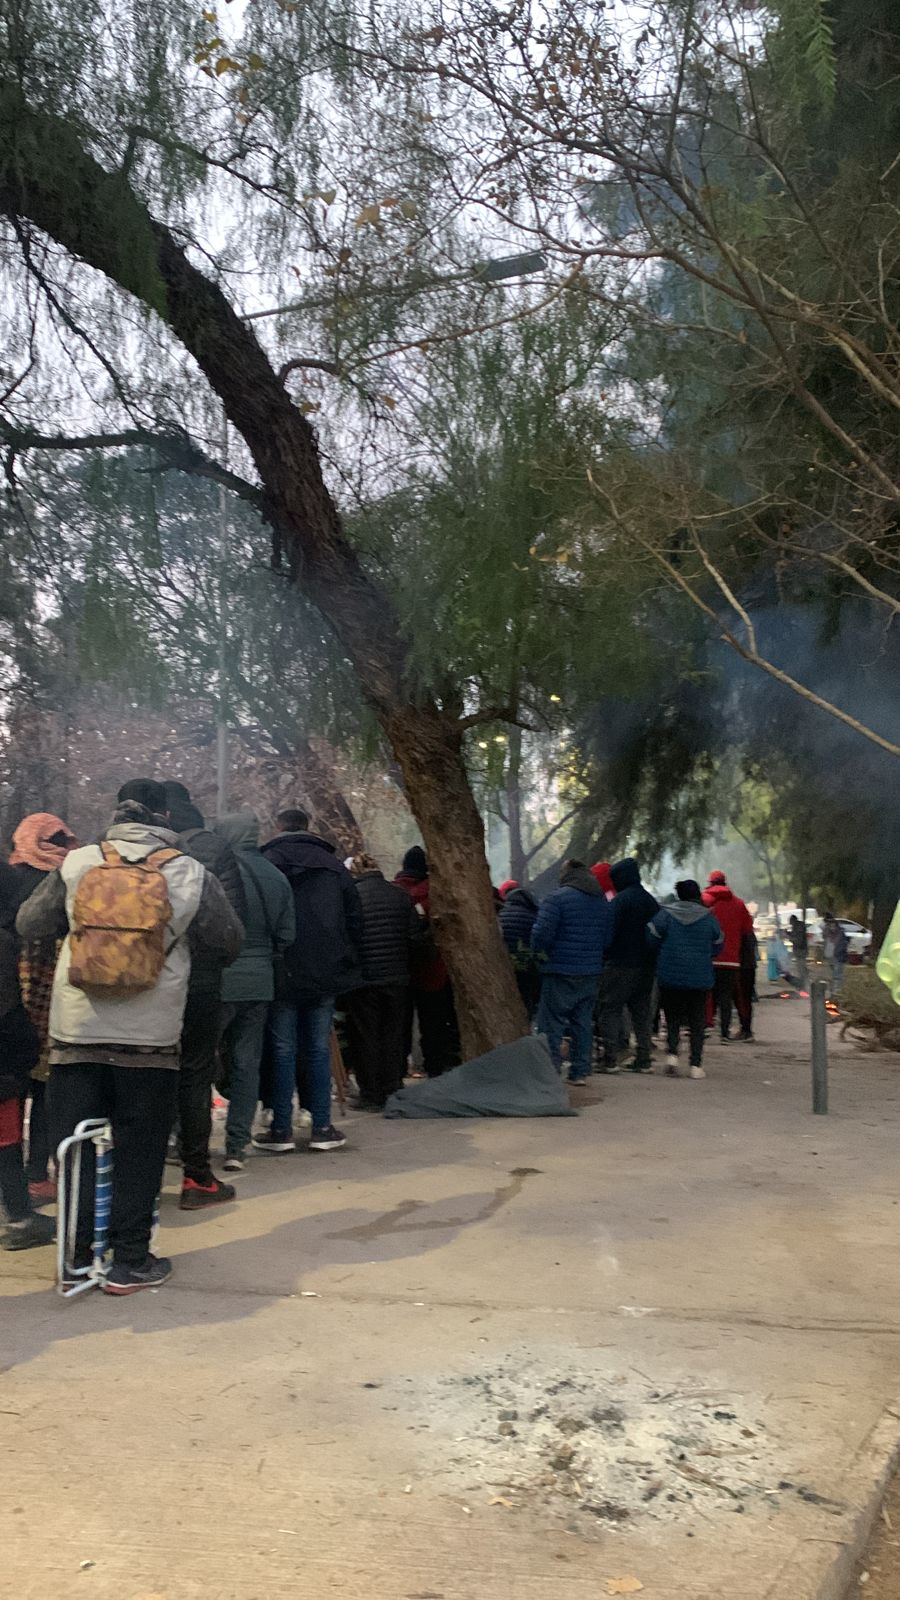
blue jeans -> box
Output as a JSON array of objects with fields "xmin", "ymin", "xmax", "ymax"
[
  {"xmin": 538, "ymin": 973, "xmax": 600, "ymax": 1079},
  {"xmin": 269, "ymin": 998, "xmax": 335, "ymax": 1133},
  {"xmin": 219, "ymin": 1001, "xmax": 268, "ymax": 1156}
]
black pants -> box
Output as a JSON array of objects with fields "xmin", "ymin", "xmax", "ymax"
[
  {"xmin": 714, "ymin": 968, "xmax": 738, "ymax": 1039},
  {"xmin": 0, "ymin": 1138, "xmax": 31, "ymax": 1223},
  {"xmin": 515, "ymin": 966, "xmax": 542, "ymax": 1023},
  {"xmin": 344, "ymin": 983, "xmax": 409, "ymax": 1106},
  {"xmin": 597, "ymin": 965, "xmax": 654, "ymax": 1068},
  {"xmin": 735, "ymin": 968, "xmax": 754, "ymax": 1035},
  {"xmin": 659, "ymin": 986, "xmax": 707, "ymax": 1068},
  {"xmin": 179, "ymin": 992, "xmax": 224, "ymax": 1183},
  {"xmin": 415, "ymin": 985, "xmax": 461, "ymax": 1078},
  {"xmin": 26, "ymin": 1078, "xmax": 51, "ymax": 1184},
  {"xmin": 51, "ymin": 1062, "xmax": 177, "ymax": 1265}
]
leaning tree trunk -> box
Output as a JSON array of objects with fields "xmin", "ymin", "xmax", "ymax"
[{"xmin": 0, "ymin": 93, "xmax": 528, "ymax": 1056}]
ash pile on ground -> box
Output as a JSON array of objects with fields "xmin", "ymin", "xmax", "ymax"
[{"xmin": 410, "ymin": 1358, "xmax": 786, "ymax": 1532}]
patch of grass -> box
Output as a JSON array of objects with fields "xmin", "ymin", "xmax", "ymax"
[{"xmin": 841, "ymin": 965, "xmax": 900, "ymax": 1028}]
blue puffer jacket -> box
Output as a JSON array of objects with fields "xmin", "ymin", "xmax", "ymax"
[
  {"xmin": 648, "ymin": 901, "xmax": 724, "ymax": 990},
  {"xmin": 531, "ymin": 866, "xmax": 612, "ymax": 976},
  {"xmin": 499, "ymin": 888, "xmax": 539, "ymax": 968}
]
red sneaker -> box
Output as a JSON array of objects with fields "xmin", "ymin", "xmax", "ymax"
[{"xmin": 179, "ymin": 1176, "xmax": 236, "ymax": 1211}]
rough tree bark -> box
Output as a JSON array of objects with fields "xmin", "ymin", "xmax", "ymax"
[{"xmin": 0, "ymin": 90, "xmax": 526, "ymax": 1055}]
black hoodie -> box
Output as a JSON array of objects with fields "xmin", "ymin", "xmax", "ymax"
[
  {"xmin": 262, "ymin": 830, "xmax": 364, "ymax": 1000},
  {"xmin": 607, "ymin": 858, "xmax": 659, "ymax": 968}
]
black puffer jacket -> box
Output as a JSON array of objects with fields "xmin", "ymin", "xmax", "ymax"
[
  {"xmin": 169, "ymin": 803, "xmax": 248, "ymax": 994},
  {"xmin": 262, "ymin": 830, "xmax": 364, "ymax": 1001},
  {"xmin": 354, "ymin": 869, "xmax": 423, "ymax": 986},
  {"xmin": 499, "ymin": 888, "xmax": 539, "ymax": 969},
  {"xmin": 607, "ymin": 858, "xmax": 659, "ymax": 968}
]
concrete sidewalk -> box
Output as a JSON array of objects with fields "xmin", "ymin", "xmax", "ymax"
[{"xmin": 3, "ymin": 993, "xmax": 900, "ymax": 1599}]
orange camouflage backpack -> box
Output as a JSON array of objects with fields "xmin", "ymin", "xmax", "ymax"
[{"xmin": 68, "ymin": 844, "xmax": 181, "ymax": 996}]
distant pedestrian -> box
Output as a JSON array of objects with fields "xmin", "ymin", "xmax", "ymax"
[
  {"xmin": 788, "ymin": 915, "xmax": 809, "ymax": 991},
  {"xmin": 17, "ymin": 790, "xmax": 241, "ymax": 1292},
  {"xmin": 2, "ymin": 812, "xmax": 77, "ymax": 1201},
  {"xmin": 596, "ymin": 858, "xmax": 658, "ymax": 1074},
  {"xmin": 259, "ymin": 808, "xmax": 364, "ymax": 1152},
  {"xmin": 499, "ymin": 883, "xmax": 542, "ymax": 1019},
  {"xmin": 822, "ymin": 913, "xmax": 849, "ymax": 999},
  {"xmin": 702, "ymin": 871, "xmax": 754, "ymax": 1041},
  {"xmin": 344, "ymin": 853, "xmax": 424, "ymax": 1109},
  {"xmin": 648, "ymin": 879, "xmax": 724, "ymax": 1079},
  {"xmin": 531, "ymin": 859, "xmax": 612, "ymax": 1083},
  {"xmin": 213, "ymin": 812, "xmax": 295, "ymax": 1172},
  {"xmin": 394, "ymin": 846, "xmax": 460, "ymax": 1078}
]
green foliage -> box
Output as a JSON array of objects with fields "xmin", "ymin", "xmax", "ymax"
[{"xmin": 770, "ymin": 0, "xmax": 837, "ymax": 115}]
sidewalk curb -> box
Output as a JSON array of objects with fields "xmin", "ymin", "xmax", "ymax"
[{"xmin": 766, "ymin": 1401, "xmax": 900, "ymax": 1600}]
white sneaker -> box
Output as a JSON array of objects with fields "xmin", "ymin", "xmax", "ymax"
[
  {"xmin": 665, "ymin": 1053, "xmax": 679, "ymax": 1071},
  {"xmin": 689, "ymin": 1065, "xmax": 706, "ymax": 1079}
]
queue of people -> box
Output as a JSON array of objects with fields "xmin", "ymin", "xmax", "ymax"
[{"xmin": 0, "ymin": 784, "xmax": 799, "ymax": 1285}]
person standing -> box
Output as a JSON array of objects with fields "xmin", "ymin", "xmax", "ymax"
[
  {"xmin": 0, "ymin": 922, "xmax": 54, "ymax": 1251},
  {"xmin": 702, "ymin": 870, "xmax": 754, "ymax": 1042},
  {"xmin": 788, "ymin": 914, "xmax": 809, "ymax": 990},
  {"xmin": 213, "ymin": 812, "xmax": 295, "ymax": 1171},
  {"xmin": 531, "ymin": 859, "xmax": 612, "ymax": 1083},
  {"xmin": 258, "ymin": 808, "xmax": 364, "ymax": 1152},
  {"xmin": 498, "ymin": 883, "xmax": 542, "ymax": 1020},
  {"xmin": 822, "ymin": 912, "xmax": 849, "ymax": 999},
  {"xmin": 121, "ymin": 780, "xmax": 247, "ymax": 1210},
  {"xmin": 2, "ymin": 812, "xmax": 77, "ymax": 1201},
  {"xmin": 596, "ymin": 858, "xmax": 658, "ymax": 1074},
  {"xmin": 16, "ymin": 790, "xmax": 241, "ymax": 1292},
  {"xmin": 344, "ymin": 853, "xmax": 423, "ymax": 1109},
  {"xmin": 394, "ymin": 846, "xmax": 460, "ymax": 1078},
  {"xmin": 648, "ymin": 880, "xmax": 724, "ymax": 1079}
]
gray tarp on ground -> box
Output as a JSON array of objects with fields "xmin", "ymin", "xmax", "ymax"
[{"xmin": 383, "ymin": 1034, "xmax": 576, "ymax": 1118}]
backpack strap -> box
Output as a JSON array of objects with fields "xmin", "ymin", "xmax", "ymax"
[
  {"xmin": 145, "ymin": 849, "xmax": 181, "ymax": 869},
  {"xmin": 100, "ymin": 843, "xmax": 123, "ymax": 867}
]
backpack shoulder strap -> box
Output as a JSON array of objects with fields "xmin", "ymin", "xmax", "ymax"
[
  {"xmin": 145, "ymin": 848, "xmax": 181, "ymax": 869},
  {"xmin": 99, "ymin": 843, "xmax": 123, "ymax": 866}
]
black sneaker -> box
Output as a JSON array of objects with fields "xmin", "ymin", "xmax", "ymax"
[
  {"xmin": 309, "ymin": 1124, "xmax": 347, "ymax": 1152},
  {"xmin": 250, "ymin": 1128, "xmax": 296, "ymax": 1154},
  {"xmin": 739, "ymin": 1030, "xmax": 754, "ymax": 1042},
  {"xmin": 1, "ymin": 1213, "xmax": 56, "ymax": 1252},
  {"xmin": 179, "ymin": 1176, "xmax": 237, "ymax": 1210},
  {"xmin": 102, "ymin": 1254, "xmax": 173, "ymax": 1296}
]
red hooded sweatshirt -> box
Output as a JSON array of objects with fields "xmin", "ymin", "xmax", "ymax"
[
  {"xmin": 702, "ymin": 876, "xmax": 753, "ymax": 967},
  {"xmin": 590, "ymin": 862, "xmax": 616, "ymax": 900}
]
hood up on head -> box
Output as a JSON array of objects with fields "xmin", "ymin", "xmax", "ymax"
[
  {"xmin": 215, "ymin": 810, "xmax": 261, "ymax": 852},
  {"xmin": 9, "ymin": 812, "xmax": 77, "ymax": 872},
  {"xmin": 610, "ymin": 857, "xmax": 641, "ymax": 892},
  {"xmin": 590, "ymin": 862, "xmax": 614, "ymax": 895}
]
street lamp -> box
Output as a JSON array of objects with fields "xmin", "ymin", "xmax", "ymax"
[{"xmin": 243, "ymin": 251, "xmax": 547, "ymax": 322}]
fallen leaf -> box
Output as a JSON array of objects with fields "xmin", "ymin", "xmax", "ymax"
[
  {"xmin": 606, "ymin": 1581, "xmax": 643, "ymax": 1597},
  {"xmin": 489, "ymin": 1496, "xmax": 515, "ymax": 1508}
]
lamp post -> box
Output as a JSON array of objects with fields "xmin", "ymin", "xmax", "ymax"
[{"xmin": 243, "ymin": 251, "xmax": 547, "ymax": 323}]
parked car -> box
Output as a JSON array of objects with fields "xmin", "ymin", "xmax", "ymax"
[{"xmin": 809, "ymin": 918, "xmax": 872, "ymax": 956}]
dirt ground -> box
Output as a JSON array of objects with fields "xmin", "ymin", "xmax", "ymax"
[
  {"xmin": 858, "ymin": 1475, "xmax": 900, "ymax": 1596},
  {"xmin": 4, "ymin": 990, "xmax": 900, "ymax": 1599}
]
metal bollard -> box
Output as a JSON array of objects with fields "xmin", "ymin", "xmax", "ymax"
[
  {"xmin": 56, "ymin": 1118, "xmax": 113, "ymax": 1297},
  {"xmin": 811, "ymin": 979, "xmax": 829, "ymax": 1115}
]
